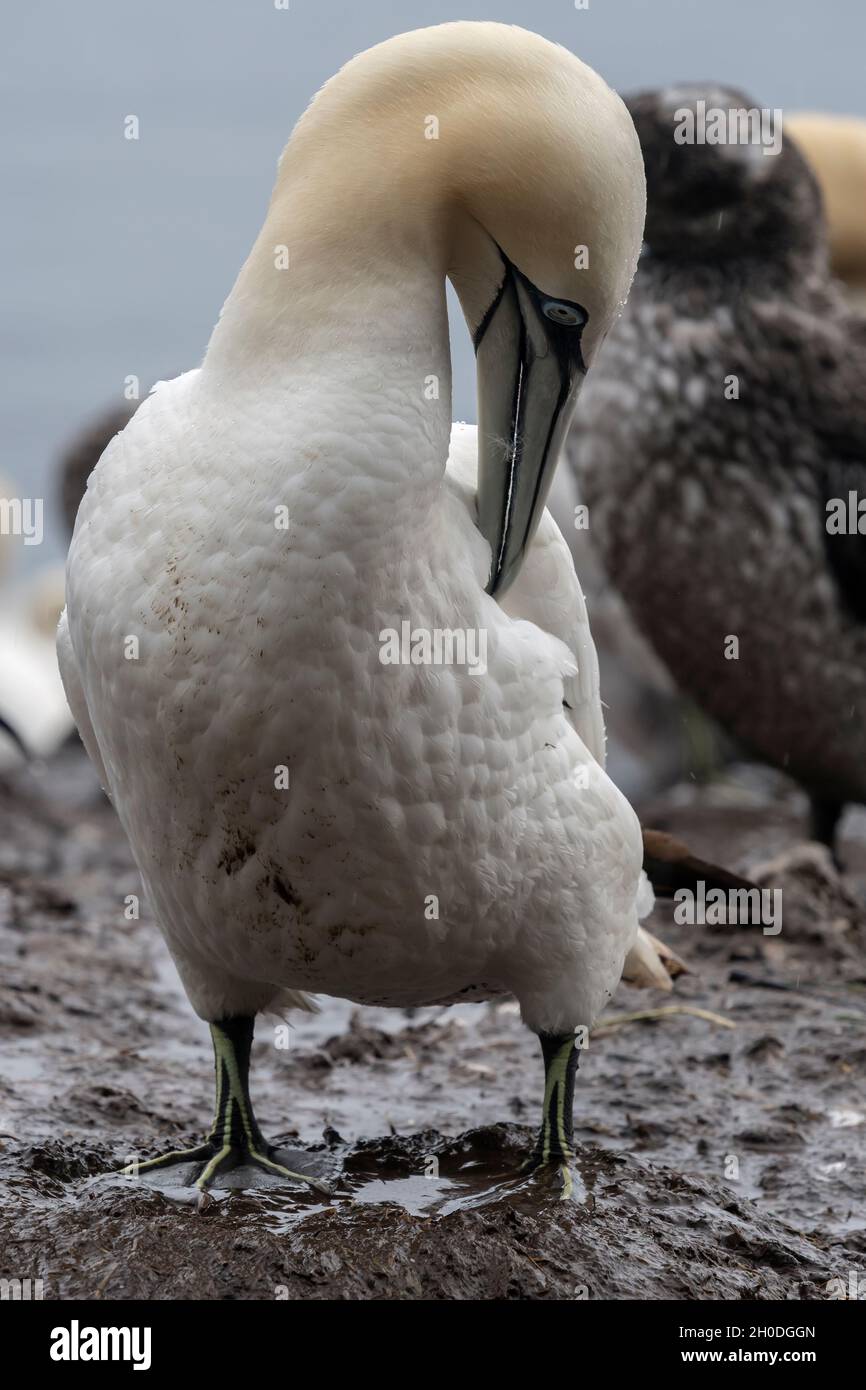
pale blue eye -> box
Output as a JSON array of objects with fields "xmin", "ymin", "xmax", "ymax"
[{"xmin": 542, "ymin": 300, "xmax": 584, "ymax": 327}]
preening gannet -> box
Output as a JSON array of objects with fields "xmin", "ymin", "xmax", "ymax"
[
  {"xmin": 570, "ymin": 84, "xmax": 866, "ymax": 859},
  {"xmin": 59, "ymin": 22, "xmax": 654, "ymax": 1194}
]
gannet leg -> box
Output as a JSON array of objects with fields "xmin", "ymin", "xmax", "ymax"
[
  {"xmin": 119, "ymin": 1015, "xmax": 331, "ymax": 1195},
  {"xmin": 522, "ymin": 1031, "xmax": 579, "ymax": 1199}
]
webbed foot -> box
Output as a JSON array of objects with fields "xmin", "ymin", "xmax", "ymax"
[{"xmin": 118, "ymin": 1015, "xmax": 331, "ymax": 1196}]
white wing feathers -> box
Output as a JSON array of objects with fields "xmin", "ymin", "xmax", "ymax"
[
  {"xmin": 445, "ymin": 423, "xmax": 606, "ymax": 765},
  {"xmin": 56, "ymin": 607, "xmax": 110, "ymax": 793},
  {"xmin": 446, "ymin": 424, "xmax": 671, "ymax": 992}
]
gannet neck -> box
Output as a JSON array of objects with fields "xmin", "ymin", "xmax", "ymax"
[
  {"xmin": 204, "ymin": 32, "xmax": 454, "ymax": 379},
  {"xmin": 202, "ymin": 22, "xmax": 646, "ymax": 586},
  {"xmin": 205, "ymin": 150, "xmax": 449, "ymax": 381},
  {"xmin": 204, "ymin": 158, "xmax": 454, "ymax": 502},
  {"xmin": 204, "ymin": 120, "xmax": 455, "ymax": 497},
  {"xmin": 205, "ymin": 22, "xmax": 645, "ymax": 380}
]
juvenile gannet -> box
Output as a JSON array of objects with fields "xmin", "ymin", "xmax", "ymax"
[
  {"xmin": 570, "ymin": 84, "xmax": 866, "ymax": 859},
  {"xmin": 59, "ymin": 23, "xmax": 655, "ymax": 1193},
  {"xmin": 60, "ymin": 400, "xmax": 139, "ymax": 535}
]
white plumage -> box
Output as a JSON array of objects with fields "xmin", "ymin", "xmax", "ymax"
[
  {"xmin": 0, "ymin": 568, "xmax": 73, "ymax": 769},
  {"xmin": 59, "ymin": 400, "xmax": 647, "ymax": 1033},
  {"xmin": 57, "ymin": 23, "xmax": 656, "ymax": 1184}
]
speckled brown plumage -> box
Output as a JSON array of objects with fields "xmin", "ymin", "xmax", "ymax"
[{"xmin": 570, "ymin": 85, "xmax": 866, "ymax": 851}]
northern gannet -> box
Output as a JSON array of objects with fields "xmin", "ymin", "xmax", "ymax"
[
  {"xmin": 787, "ymin": 113, "xmax": 866, "ymax": 303},
  {"xmin": 0, "ymin": 465, "xmax": 71, "ymax": 766},
  {"xmin": 0, "ymin": 568, "xmax": 72, "ymax": 768},
  {"xmin": 0, "ymin": 480, "xmax": 62, "ymax": 761},
  {"xmin": 59, "ymin": 22, "xmax": 656, "ymax": 1194},
  {"xmin": 570, "ymin": 84, "xmax": 866, "ymax": 860}
]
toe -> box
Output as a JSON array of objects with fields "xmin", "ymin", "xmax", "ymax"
[
  {"xmin": 250, "ymin": 1149, "xmax": 332, "ymax": 1195},
  {"xmin": 119, "ymin": 1142, "xmax": 214, "ymax": 1177}
]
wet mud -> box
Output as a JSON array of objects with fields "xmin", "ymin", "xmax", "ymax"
[{"xmin": 1, "ymin": 749, "xmax": 864, "ymax": 1299}]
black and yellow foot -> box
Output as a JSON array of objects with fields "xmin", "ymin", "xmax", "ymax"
[
  {"xmin": 119, "ymin": 1015, "xmax": 331, "ymax": 1196},
  {"xmin": 521, "ymin": 1031, "xmax": 580, "ymax": 1200}
]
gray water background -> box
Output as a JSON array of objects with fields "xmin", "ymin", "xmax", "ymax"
[{"xmin": 2, "ymin": 0, "xmax": 864, "ymax": 571}]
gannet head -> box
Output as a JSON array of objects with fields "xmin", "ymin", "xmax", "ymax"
[
  {"xmin": 626, "ymin": 85, "xmax": 823, "ymax": 263},
  {"xmin": 217, "ymin": 23, "xmax": 645, "ymax": 596},
  {"xmin": 421, "ymin": 25, "xmax": 646, "ymax": 595}
]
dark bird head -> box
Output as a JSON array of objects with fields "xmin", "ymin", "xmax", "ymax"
[
  {"xmin": 625, "ymin": 83, "xmax": 826, "ymax": 267},
  {"xmin": 59, "ymin": 402, "xmax": 139, "ymax": 537}
]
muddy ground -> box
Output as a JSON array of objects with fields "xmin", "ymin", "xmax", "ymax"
[{"xmin": 1, "ymin": 747, "xmax": 864, "ymax": 1300}]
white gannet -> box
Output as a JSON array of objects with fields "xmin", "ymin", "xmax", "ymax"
[
  {"xmin": 0, "ymin": 565, "xmax": 73, "ymax": 769},
  {"xmin": 58, "ymin": 22, "xmax": 657, "ymax": 1194}
]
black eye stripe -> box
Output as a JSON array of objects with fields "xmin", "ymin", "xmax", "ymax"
[
  {"xmin": 474, "ymin": 243, "xmax": 590, "ymax": 354},
  {"xmin": 472, "ymin": 265, "xmax": 510, "ymax": 351}
]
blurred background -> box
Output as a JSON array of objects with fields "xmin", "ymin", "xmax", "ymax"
[
  {"xmin": 3, "ymin": 0, "xmax": 865, "ymax": 572},
  {"xmin": 2, "ymin": 9, "xmax": 865, "ymax": 1289},
  {"xmin": 2, "ymin": 0, "xmax": 865, "ymax": 788}
]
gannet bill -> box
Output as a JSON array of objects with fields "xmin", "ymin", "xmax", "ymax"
[{"xmin": 59, "ymin": 22, "xmax": 653, "ymax": 1194}]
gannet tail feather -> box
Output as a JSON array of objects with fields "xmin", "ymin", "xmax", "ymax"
[
  {"xmin": 622, "ymin": 926, "xmax": 686, "ymax": 991},
  {"xmin": 56, "ymin": 608, "xmax": 110, "ymax": 793},
  {"xmin": 268, "ymin": 988, "xmax": 320, "ymax": 1016},
  {"xmin": 625, "ymin": 829, "xmax": 754, "ymax": 990}
]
